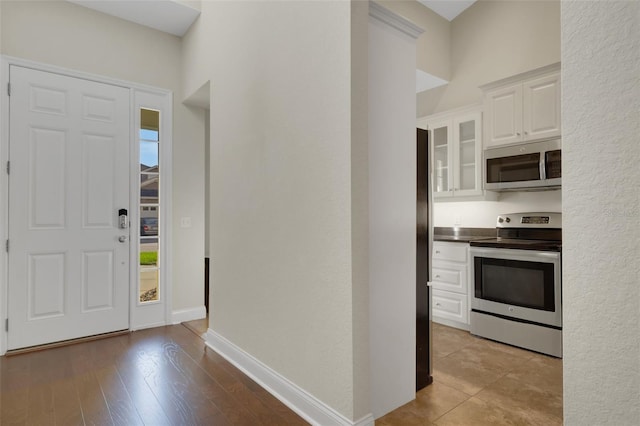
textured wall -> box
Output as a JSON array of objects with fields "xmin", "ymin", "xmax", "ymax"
[{"xmin": 562, "ymin": 1, "xmax": 640, "ymax": 424}]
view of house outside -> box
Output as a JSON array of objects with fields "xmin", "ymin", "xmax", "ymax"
[{"xmin": 139, "ymin": 110, "xmax": 160, "ymax": 302}]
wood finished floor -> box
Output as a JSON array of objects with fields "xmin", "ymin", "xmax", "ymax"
[
  {"xmin": 0, "ymin": 324, "xmax": 308, "ymax": 426},
  {"xmin": 1, "ymin": 320, "xmax": 562, "ymax": 425}
]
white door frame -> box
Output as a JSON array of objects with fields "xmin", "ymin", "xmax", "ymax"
[{"xmin": 0, "ymin": 56, "xmax": 173, "ymax": 355}]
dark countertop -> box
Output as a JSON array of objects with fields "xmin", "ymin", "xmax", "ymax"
[{"xmin": 434, "ymin": 227, "xmax": 495, "ymax": 243}]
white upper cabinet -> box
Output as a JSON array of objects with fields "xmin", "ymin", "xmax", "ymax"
[
  {"xmin": 482, "ymin": 63, "xmax": 561, "ymax": 148},
  {"xmin": 429, "ymin": 119, "xmax": 453, "ymax": 197},
  {"xmin": 484, "ymin": 83, "xmax": 523, "ymax": 146},
  {"xmin": 418, "ymin": 106, "xmax": 490, "ymax": 200},
  {"xmin": 523, "ymin": 73, "xmax": 561, "ymax": 141},
  {"xmin": 452, "ymin": 112, "xmax": 483, "ymax": 197}
]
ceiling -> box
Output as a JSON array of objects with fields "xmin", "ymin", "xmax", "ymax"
[
  {"xmin": 67, "ymin": 0, "xmax": 200, "ymax": 37},
  {"xmin": 69, "ymin": 1, "xmax": 476, "ymax": 38},
  {"xmin": 417, "ymin": 0, "xmax": 477, "ymax": 21}
]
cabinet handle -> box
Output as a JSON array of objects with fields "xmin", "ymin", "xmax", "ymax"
[
  {"xmin": 525, "ymin": 131, "xmax": 528, "ymax": 135},
  {"xmin": 517, "ymin": 132, "xmax": 521, "ymax": 136},
  {"xmin": 435, "ymin": 250, "xmax": 441, "ymax": 254},
  {"xmin": 435, "ymin": 275, "xmax": 441, "ymax": 278},
  {"xmin": 435, "ymin": 302, "xmax": 441, "ymax": 307}
]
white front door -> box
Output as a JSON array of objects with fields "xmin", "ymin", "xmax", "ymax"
[{"xmin": 7, "ymin": 66, "xmax": 130, "ymax": 350}]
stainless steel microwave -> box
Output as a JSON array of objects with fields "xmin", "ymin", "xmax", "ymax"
[{"xmin": 484, "ymin": 139, "xmax": 561, "ymax": 191}]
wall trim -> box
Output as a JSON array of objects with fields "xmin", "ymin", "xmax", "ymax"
[
  {"xmin": 369, "ymin": 1, "xmax": 424, "ymax": 39},
  {"xmin": 479, "ymin": 61, "xmax": 561, "ymax": 91},
  {"xmin": 205, "ymin": 330, "xmax": 375, "ymax": 426},
  {"xmin": 172, "ymin": 305, "xmax": 206, "ymax": 324}
]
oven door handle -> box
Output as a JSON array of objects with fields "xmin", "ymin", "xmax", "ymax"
[{"xmin": 470, "ymin": 247, "xmax": 561, "ymax": 261}]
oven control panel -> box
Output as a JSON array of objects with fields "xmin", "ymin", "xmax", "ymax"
[
  {"xmin": 497, "ymin": 212, "xmax": 561, "ymax": 228},
  {"xmin": 521, "ymin": 216, "xmax": 550, "ymax": 224}
]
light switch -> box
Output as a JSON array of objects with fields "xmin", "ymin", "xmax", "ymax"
[{"xmin": 180, "ymin": 217, "xmax": 192, "ymax": 228}]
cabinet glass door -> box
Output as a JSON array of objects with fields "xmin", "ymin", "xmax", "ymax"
[
  {"xmin": 432, "ymin": 125, "xmax": 450, "ymax": 194},
  {"xmin": 457, "ymin": 119, "xmax": 476, "ymax": 191}
]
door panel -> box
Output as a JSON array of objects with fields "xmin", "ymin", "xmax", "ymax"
[
  {"xmin": 28, "ymin": 253, "xmax": 65, "ymax": 319},
  {"xmin": 8, "ymin": 66, "xmax": 130, "ymax": 350}
]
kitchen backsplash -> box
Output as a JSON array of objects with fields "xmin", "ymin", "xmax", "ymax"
[{"xmin": 433, "ymin": 190, "xmax": 562, "ymax": 228}]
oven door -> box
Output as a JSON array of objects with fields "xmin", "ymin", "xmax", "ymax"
[{"xmin": 470, "ymin": 247, "xmax": 561, "ymax": 328}]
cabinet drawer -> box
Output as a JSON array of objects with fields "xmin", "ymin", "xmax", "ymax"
[
  {"xmin": 432, "ymin": 289, "xmax": 468, "ymax": 324},
  {"xmin": 432, "ymin": 262, "xmax": 467, "ymax": 294},
  {"xmin": 433, "ymin": 242, "xmax": 467, "ymax": 263}
]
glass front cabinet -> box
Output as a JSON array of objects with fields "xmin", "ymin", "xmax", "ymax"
[{"xmin": 420, "ymin": 108, "xmax": 485, "ymax": 199}]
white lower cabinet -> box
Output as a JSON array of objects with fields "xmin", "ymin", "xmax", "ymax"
[
  {"xmin": 432, "ymin": 241, "xmax": 470, "ymax": 330},
  {"xmin": 432, "ymin": 289, "xmax": 468, "ymax": 325}
]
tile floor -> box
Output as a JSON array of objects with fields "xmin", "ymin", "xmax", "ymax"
[
  {"xmin": 183, "ymin": 319, "xmax": 563, "ymax": 425},
  {"xmin": 377, "ymin": 322, "xmax": 563, "ymax": 425}
]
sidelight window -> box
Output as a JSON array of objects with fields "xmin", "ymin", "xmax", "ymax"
[{"xmin": 139, "ymin": 108, "xmax": 160, "ymax": 303}]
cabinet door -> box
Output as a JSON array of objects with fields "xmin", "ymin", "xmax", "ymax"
[
  {"xmin": 432, "ymin": 289, "xmax": 468, "ymax": 325},
  {"xmin": 432, "ymin": 261, "xmax": 467, "ymax": 295},
  {"xmin": 484, "ymin": 83, "xmax": 523, "ymax": 147},
  {"xmin": 430, "ymin": 120, "xmax": 453, "ymax": 198},
  {"xmin": 523, "ymin": 73, "xmax": 561, "ymax": 141},
  {"xmin": 433, "ymin": 241, "xmax": 468, "ymax": 263},
  {"xmin": 452, "ymin": 112, "xmax": 482, "ymax": 197}
]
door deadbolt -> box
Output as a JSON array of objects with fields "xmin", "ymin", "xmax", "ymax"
[{"xmin": 118, "ymin": 208, "xmax": 128, "ymax": 229}]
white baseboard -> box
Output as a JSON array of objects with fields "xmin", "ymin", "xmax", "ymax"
[
  {"xmin": 205, "ymin": 330, "xmax": 375, "ymax": 426},
  {"xmin": 172, "ymin": 306, "xmax": 206, "ymax": 324},
  {"xmin": 433, "ymin": 316, "xmax": 470, "ymax": 331}
]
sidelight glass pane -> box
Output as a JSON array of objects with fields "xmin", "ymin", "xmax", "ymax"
[
  {"xmin": 139, "ymin": 108, "xmax": 161, "ymax": 304},
  {"xmin": 140, "ymin": 129, "xmax": 159, "ymax": 142},
  {"xmin": 139, "ymin": 269, "xmax": 159, "ymax": 302},
  {"xmin": 140, "ymin": 174, "xmax": 159, "ymax": 203},
  {"xmin": 140, "ymin": 141, "xmax": 159, "ymax": 169}
]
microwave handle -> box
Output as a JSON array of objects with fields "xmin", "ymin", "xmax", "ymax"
[{"xmin": 540, "ymin": 155, "xmax": 546, "ymax": 180}]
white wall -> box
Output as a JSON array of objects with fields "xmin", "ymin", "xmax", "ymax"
[
  {"xmin": 379, "ymin": 0, "xmax": 450, "ymax": 81},
  {"xmin": 350, "ymin": 0, "xmax": 371, "ymax": 420},
  {"xmin": 0, "ymin": 0, "xmax": 206, "ymax": 315},
  {"xmin": 434, "ymin": 191, "xmax": 562, "ymax": 227},
  {"xmin": 419, "ymin": 0, "xmax": 560, "ymax": 117},
  {"xmin": 182, "ymin": 1, "xmax": 370, "ymax": 421},
  {"xmin": 368, "ymin": 7, "xmax": 420, "ymax": 418},
  {"xmin": 562, "ymin": 1, "xmax": 640, "ymax": 424}
]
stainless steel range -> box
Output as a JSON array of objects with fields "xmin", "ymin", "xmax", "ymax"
[{"xmin": 469, "ymin": 212, "xmax": 562, "ymax": 357}]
